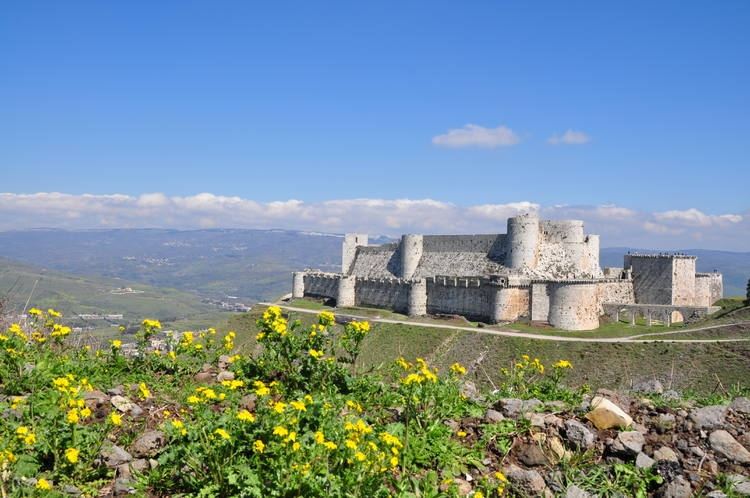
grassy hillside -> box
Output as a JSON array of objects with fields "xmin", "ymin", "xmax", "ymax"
[
  {"xmin": 223, "ymin": 306, "xmax": 750, "ymax": 395},
  {"xmin": 0, "ymin": 257, "xmax": 222, "ymax": 328}
]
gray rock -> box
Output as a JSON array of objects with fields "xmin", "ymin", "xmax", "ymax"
[
  {"xmin": 100, "ymin": 443, "xmax": 132, "ymax": 468},
  {"xmin": 113, "ymin": 477, "xmax": 135, "ymax": 496},
  {"xmin": 617, "ymin": 431, "xmax": 645, "ymax": 455},
  {"xmin": 217, "ymin": 355, "xmax": 231, "ymax": 369},
  {"xmin": 662, "ymin": 476, "xmax": 691, "ymax": 498},
  {"xmin": 726, "ymin": 474, "xmax": 750, "ymax": 496},
  {"xmin": 62, "ymin": 484, "xmax": 82, "ymax": 496},
  {"xmin": 564, "ymin": 419, "xmax": 595, "ymax": 450},
  {"xmin": 632, "ymin": 379, "xmax": 664, "ymax": 394},
  {"xmin": 689, "ymin": 405, "xmax": 727, "ymax": 429},
  {"xmin": 635, "ymin": 452, "xmax": 655, "ymax": 469},
  {"xmin": 110, "ymin": 396, "xmax": 143, "ymax": 417},
  {"xmin": 705, "ymin": 492, "xmax": 728, "ymax": 498},
  {"xmin": 504, "ymin": 464, "xmax": 549, "ymax": 497},
  {"xmin": 654, "ymin": 446, "xmax": 680, "ymax": 463},
  {"xmin": 495, "ymin": 398, "xmax": 541, "ymax": 418},
  {"xmin": 730, "ymin": 397, "xmax": 750, "ymax": 415},
  {"xmin": 130, "ymin": 430, "xmax": 166, "ymax": 458},
  {"xmin": 194, "ymin": 371, "xmax": 214, "ymax": 383},
  {"xmin": 484, "ymin": 409, "xmax": 505, "ymax": 423},
  {"xmin": 515, "ymin": 441, "xmax": 548, "ymax": 466},
  {"xmin": 451, "ymin": 478, "xmax": 472, "ymax": 495},
  {"xmin": 116, "ymin": 458, "xmax": 149, "ymax": 478},
  {"xmin": 662, "ymin": 390, "xmax": 681, "ymax": 401},
  {"xmin": 709, "ymin": 430, "xmax": 750, "ymax": 463},
  {"xmin": 565, "ymin": 484, "xmax": 592, "ymax": 498},
  {"xmin": 460, "ymin": 381, "xmax": 481, "ymax": 401},
  {"xmin": 216, "ymin": 370, "xmax": 235, "ymax": 382},
  {"xmin": 657, "ymin": 413, "xmax": 676, "ymax": 432},
  {"xmin": 107, "ymin": 385, "xmax": 124, "ymax": 396}
]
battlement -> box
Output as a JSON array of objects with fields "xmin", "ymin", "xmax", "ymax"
[{"xmin": 292, "ymin": 215, "xmax": 722, "ymax": 331}]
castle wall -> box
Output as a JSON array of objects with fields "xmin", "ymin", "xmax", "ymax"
[
  {"xmin": 540, "ymin": 220, "xmax": 585, "ymax": 244},
  {"xmin": 530, "ymin": 283, "xmax": 550, "ymax": 321},
  {"xmin": 628, "ymin": 256, "xmax": 674, "ymax": 305},
  {"xmin": 426, "ymin": 278, "xmax": 494, "ymax": 320},
  {"xmin": 349, "ymin": 244, "xmax": 399, "ymax": 278},
  {"xmin": 303, "ymin": 273, "xmax": 340, "ymax": 300},
  {"xmin": 492, "ymin": 287, "xmax": 530, "ymax": 322},
  {"xmin": 582, "ymin": 235, "xmax": 602, "ymax": 277},
  {"xmin": 355, "ymin": 278, "xmax": 409, "ymax": 313},
  {"xmin": 695, "ymin": 273, "xmax": 723, "ymax": 307},
  {"xmin": 548, "ymin": 282, "xmax": 599, "ymax": 330},
  {"xmin": 672, "ymin": 257, "xmax": 696, "ymax": 305},
  {"xmin": 597, "ymin": 280, "xmax": 636, "ymax": 313}
]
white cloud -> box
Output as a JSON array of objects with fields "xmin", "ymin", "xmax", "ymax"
[
  {"xmin": 548, "ymin": 129, "xmax": 591, "ymax": 145},
  {"xmin": 432, "ymin": 124, "xmax": 520, "ymax": 148},
  {"xmin": 0, "ymin": 193, "xmax": 747, "ymax": 250},
  {"xmin": 654, "ymin": 208, "xmax": 743, "ymax": 227}
]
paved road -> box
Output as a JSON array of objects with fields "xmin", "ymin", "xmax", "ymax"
[{"xmin": 259, "ymin": 303, "xmax": 750, "ymax": 344}]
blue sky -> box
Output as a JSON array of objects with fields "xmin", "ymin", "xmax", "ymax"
[{"xmin": 1, "ymin": 2, "xmax": 749, "ymax": 248}]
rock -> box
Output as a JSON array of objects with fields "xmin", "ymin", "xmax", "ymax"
[
  {"xmin": 443, "ymin": 419, "xmax": 460, "ymax": 432},
  {"xmin": 131, "ymin": 430, "xmax": 166, "ymax": 458},
  {"xmin": 194, "ymin": 371, "xmax": 214, "ymax": 383},
  {"xmin": 548, "ymin": 436, "xmax": 572, "ymax": 462},
  {"xmin": 530, "ymin": 413, "xmax": 546, "ymax": 428},
  {"xmin": 545, "ymin": 400, "xmax": 568, "ymax": 411},
  {"xmin": 484, "ymin": 409, "xmax": 505, "ymax": 423},
  {"xmin": 654, "ymin": 446, "xmax": 679, "ymax": 463},
  {"xmin": 84, "ymin": 390, "xmax": 110, "ymax": 419},
  {"xmin": 100, "ymin": 443, "xmax": 132, "ymax": 468},
  {"xmin": 217, "ymin": 355, "xmax": 231, "ymax": 369},
  {"xmin": 504, "ymin": 464, "xmax": 549, "ymax": 497},
  {"xmin": 706, "ymin": 492, "xmax": 728, "ymax": 498},
  {"xmin": 110, "ymin": 396, "xmax": 143, "ymax": 417},
  {"xmin": 635, "ymin": 452, "xmax": 655, "ymax": 469},
  {"xmin": 217, "ymin": 370, "xmax": 235, "ymax": 382},
  {"xmin": 107, "ymin": 385, "xmax": 124, "ymax": 396},
  {"xmin": 730, "ymin": 397, "xmax": 750, "ymax": 415},
  {"xmin": 240, "ymin": 394, "xmax": 257, "ymax": 411},
  {"xmin": 632, "ymin": 379, "xmax": 664, "ymax": 394},
  {"xmin": 495, "ymin": 398, "xmax": 541, "ymax": 418},
  {"xmin": 656, "ymin": 413, "xmax": 676, "ymax": 432},
  {"xmin": 661, "ymin": 476, "xmax": 692, "ymax": 498},
  {"xmin": 116, "ymin": 458, "xmax": 150, "ymax": 478},
  {"xmin": 514, "ymin": 441, "xmax": 548, "ymax": 466},
  {"xmin": 585, "ymin": 396, "xmax": 633, "ymax": 429},
  {"xmin": 709, "ymin": 430, "xmax": 750, "ymax": 463},
  {"xmin": 690, "ymin": 446, "xmax": 705, "ymax": 458},
  {"xmin": 451, "ymin": 478, "xmax": 472, "ymax": 495},
  {"xmin": 662, "ymin": 390, "xmax": 681, "ymax": 401},
  {"xmin": 616, "ymin": 431, "xmax": 645, "ymax": 455},
  {"xmin": 689, "ymin": 405, "xmax": 727, "ymax": 430},
  {"xmin": 62, "ymin": 484, "xmax": 82, "ymax": 496},
  {"xmin": 113, "ymin": 477, "xmax": 135, "ymax": 496},
  {"xmin": 460, "ymin": 381, "xmax": 481, "ymax": 401},
  {"xmin": 726, "ymin": 474, "xmax": 750, "ymax": 496},
  {"xmin": 595, "ymin": 389, "xmax": 631, "ymax": 412},
  {"xmin": 543, "ymin": 413, "xmax": 564, "ymax": 428},
  {"xmin": 563, "ymin": 419, "xmax": 595, "ymax": 450},
  {"xmin": 565, "ymin": 485, "xmax": 592, "ymax": 498}
]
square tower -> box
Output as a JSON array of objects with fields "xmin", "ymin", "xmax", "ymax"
[{"xmin": 624, "ymin": 254, "xmax": 696, "ymax": 305}]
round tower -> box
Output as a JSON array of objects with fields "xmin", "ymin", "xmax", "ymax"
[
  {"xmin": 400, "ymin": 234, "xmax": 424, "ymax": 279},
  {"xmin": 408, "ymin": 279, "xmax": 427, "ymax": 317},
  {"xmin": 336, "ymin": 276, "xmax": 356, "ymax": 308},
  {"xmin": 292, "ymin": 272, "xmax": 305, "ymax": 299},
  {"xmin": 547, "ymin": 282, "xmax": 599, "ymax": 330},
  {"xmin": 506, "ymin": 214, "xmax": 540, "ymax": 270}
]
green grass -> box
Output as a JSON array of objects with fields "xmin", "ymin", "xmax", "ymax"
[{"xmin": 224, "ymin": 307, "xmax": 750, "ymax": 395}]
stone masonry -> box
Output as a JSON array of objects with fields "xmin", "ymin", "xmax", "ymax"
[{"xmin": 293, "ymin": 213, "xmax": 723, "ymax": 331}]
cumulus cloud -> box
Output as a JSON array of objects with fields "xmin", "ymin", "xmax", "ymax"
[
  {"xmin": 432, "ymin": 124, "xmax": 520, "ymax": 148},
  {"xmin": 548, "ymin": 129, "xmax": 591, "ymax": 145},
  {"xmin": 0, "ymin": 193, "xmax": 747, "ymax": 250},
  {"xmin": 654, "ymin": 208, "xmax": 743, "ymax": 227}
]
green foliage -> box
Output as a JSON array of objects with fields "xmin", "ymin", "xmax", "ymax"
[{"xmin": 562, "ymin": 460, "xmax": 664, "ymax": 497}]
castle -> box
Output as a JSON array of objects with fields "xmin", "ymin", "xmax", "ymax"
[{"xmin": 291, "ymin": 214, "xmax": 723, "ymax": 330}]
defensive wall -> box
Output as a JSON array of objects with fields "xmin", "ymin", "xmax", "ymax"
[{"xmin": 292, "ymin": 214, "xmax": 723, "ymax": 331}]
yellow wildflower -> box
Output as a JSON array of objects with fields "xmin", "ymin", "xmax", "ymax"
[
  {"xmin": 324, "ymin": 441, "xmax": 338, "ymax": 450},
  {"xmin": 253, "ymin": 440, "xmax": 265, "ymax": 453},
  {"xmin": 273, "ymin": 426, "xmax": 289, "ymax": 437},
  {"xmin": 138, "ymin": 382, "xmax": 151, "ymax": 399},
  {"xmin": 354, "ymin": 451, "xmax": 367, "ymax": 462},
  {"xmin": 66, "ymin": 409, "xmax": 80, "ymax": 424},
  {"xmin": 16, "ymin": 426, "xmax": 36, "ymax": 445},
  {"xmin": 450, "ymin": 362, "xmax": 467, "ymax": 375},
  {"xmin": 142, "ymin": 319, "xmax": 161, "ymax": 329},
  {"xmin": 290, "ymin": 400, "xmax": 306, "ymax": 412},
  {"xmin": 213, "ymin": 428, "xmax": 231, "ymax": 441},
  {"xmin": 28, "ymin": 308, "xmax": 42, "ymax": 317},
  {"xmin": 554, "ymin": 359, "xmax": 573, "ymax": 369},
  {"xmin": 47, "ymin": 308, "xmax": 62, "ymax": 317},
  {"xmin": 64, "ymin": 447, "xmax": 79, "ymax": 464},
  {"xmin": 271, "ymin": 401, "xmax": 286, "ymax": 414},
  {"xmin": 111, "ymin": 339, "xmax": 122, "ymax": 349},
  {"xmin": 109, "ymin": 412, "xmax": 122, "ymax": 426},
  {"xmin": 317, "ymin": 311, "xmax": 335, "ymax": 326},
  {"xmin": 253, "ymin": 380, "xmax": 270, "ymax": 396},
  {"xmin": 237, "ymin": 409, "xmax": 255, "ymax": 422},
  {"xmin": 36, "ymin": 478, "xmax": 53, "ymax": 490},
  {"xmin": 308, "ymin": 348, "xmax": 324, "ymax": 359}
]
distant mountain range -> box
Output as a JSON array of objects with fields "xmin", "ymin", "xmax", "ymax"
[{"xmin": 0, "ymin": 229, "xmax": 747, "ymax": 302}]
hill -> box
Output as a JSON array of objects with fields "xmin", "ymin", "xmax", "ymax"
[{"xmin": 0, "ymin": 257, "xmax": 219, "ymax": 329}]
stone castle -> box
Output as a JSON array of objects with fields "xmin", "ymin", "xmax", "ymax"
[{"xmin": 291, "ymin": 214, "xmax": 723, "ymax": 330}]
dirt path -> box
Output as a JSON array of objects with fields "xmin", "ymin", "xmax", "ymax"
[{"xmin": 259, "ymin": 303, "xmax": 750, "ymax": 344}]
